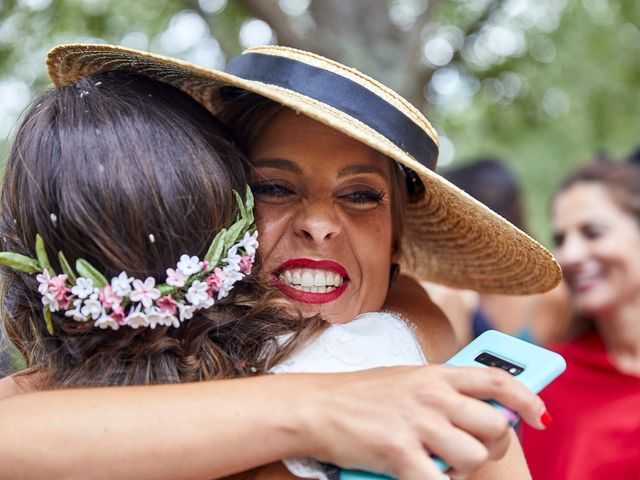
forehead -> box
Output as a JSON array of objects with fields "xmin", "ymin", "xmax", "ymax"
[
  {"xmin": 553, "ymin": 182, "xmax": 628, "ymax": 227},
  {"xmin": 250, "ymin": 110, "xmax": 391, "ymax": 174}
]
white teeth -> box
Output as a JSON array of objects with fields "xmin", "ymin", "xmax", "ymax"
[
  {"xmin": 278, "ymin": 267, "xmax": 346, "ymax": 292},
  {"xmin": 301, "ymin": 271, "xmax": 314, "ymax": 287},
  {"xmin": 314, "ymin": 271, "xmax": 326, "ymax": 287}
]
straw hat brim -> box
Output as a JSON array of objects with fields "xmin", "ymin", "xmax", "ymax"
[{"xmin": 46, "ymin": 43, "xmax": 562, "ymax": 294}]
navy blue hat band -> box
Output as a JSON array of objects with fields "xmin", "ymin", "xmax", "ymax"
[{"xmin": 224, "ymin": 52, "xmax": 438, "ymax": 171}]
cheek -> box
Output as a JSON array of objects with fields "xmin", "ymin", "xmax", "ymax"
[
  {"xmin": 355, "ymin": 211, "xmax": 394, "ymax": 282},
  {"xmin": 255, "ymin": 203, "xmax": 286, "ymax": 260}
]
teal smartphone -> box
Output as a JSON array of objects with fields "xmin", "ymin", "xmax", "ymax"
[{"xmin": 339, "ymin": 330, "xmax": 566, "ymax": 480}]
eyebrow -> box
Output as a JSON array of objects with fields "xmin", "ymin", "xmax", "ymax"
[
  {"xmin": 252, "ymin": 158, "xmax": 389, "ymax": 180},
  {"xmin": 337, "ymin": 164, "xmax": 388, "ymax": 179},
  {"xmin": 252, "ymin": 158, "xmax": 303, "ymax": 174}
]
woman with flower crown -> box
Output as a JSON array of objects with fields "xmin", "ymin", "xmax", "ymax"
[{"xmin": 0, "ymin": 45, "xmax": 561, "ymax": 480}]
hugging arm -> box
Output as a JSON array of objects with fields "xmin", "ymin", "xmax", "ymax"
[
  {"xmin": 0, "ymin": 276, "xmax": 543, "ymax": 480},
  {"xmin": 0, "ymin": 366, "xmax": 545, "ymax": 480}
]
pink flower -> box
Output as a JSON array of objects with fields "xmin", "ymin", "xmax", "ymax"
[
  {"xmin": 110, "ymin": 306, "xmax": 126, "ymax": 325},
  {"xmin": 58, "ymin": 292, "xmax": 73, "ymax": 310},
  {"xmin": 166, "ymin": 268, "xmax": 187, "ymax": 287},
  {"xmin": 99, "ymin": 285, "xmax": 122, "ymax": 309},
  {"xmin": 156, "ymin": 295, "xmax": 178, "ymax": 315},
  {"xmin": 48, "ymin": 274, "xmax": 69, "ymax": 299},
  {"xmin": 201, "ymin": 261, "xmax": 210, "ymax": 272},
  {"xmin": 206, "ymin": 268, "xmax": 226, "ymax": 294},
  {"xmin": 239, "ymin": 255, "xmax": 253, "ymax": 275},
  {"xmin": 130, "ymin": 277, "xmax": 161, "ymax": 309}
]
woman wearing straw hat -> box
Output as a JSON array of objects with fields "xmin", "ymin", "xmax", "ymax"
[{"xmin": 0, "ymin": 45, "xmax": 560, "ymax": 480}]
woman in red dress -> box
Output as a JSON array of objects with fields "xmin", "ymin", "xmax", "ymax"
[{"xmin": 522, "ymin": 160, "xmax": 640, "ymax": 479}]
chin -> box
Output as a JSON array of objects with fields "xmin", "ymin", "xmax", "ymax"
[{"xmin": 575, "ymin": 293, "xmax": 616, "ymax": 317}]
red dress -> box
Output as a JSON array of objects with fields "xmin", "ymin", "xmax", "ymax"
[{"xmin": 522, "ymin": 330, "xmax": 640, "ymax": 479}]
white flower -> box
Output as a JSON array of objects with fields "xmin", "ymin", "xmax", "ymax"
[
  {"xmin": 177, "ymin": 303, "xmax": 196, "ymax": 322},
  {"xmin": 185, "ymin": 280, "xmax": 214, "ymax": 308},
  {"xmin": 176, "ymin": 255, "xmax": 202, "ymax": 276},
  {"xmin": 125, "ymin": 304, "xmax": 148, "ymax": 329},
  {"xmin": 163, "ymin": 313, "xmax": 180, "ymax": 328},
  {"xmin": 65, "ymin": 299, "xmax": 88, "ymax": 322},
  {"xmin": 148, "ymin": 307, "xmax": 180, "ymax": 329},
  {"xmin": 94, "ymin": 313, "xmax": 120, "ymax": 330},
  {"xmin": 165, "ymin": 267, "xmax": 187, "ymax": 287},
  {"xmin": 36, "ymin": 270, "xmax": 51, "ymax": 295},
  {"xmin": 41, "ymin": 292, "xmax": 60, "ymax": 312},
  {"xmin": 111, "ymin": 271, "xmax": 133, "ymax": 297},
  {"xmin": 145, "ymin": 307, "xmax": 162, "ymax": 329},
  {"xmin": 217, "ymin": 270, "xmax": 243, "ymax": 300},
  {"xmin": 130, "ymin": 277, "xmax": 161, "ymax": 309},
  {"xmin": 222, "ymin": 246, "xmax": 241, "ymax": 270},
  {"xmin": 81, "ymin": 294, "xmax": 103, "ymax": 320},
  {"xmin": 237, "ymin": 231, "xmax": 259, "ymax": 256},
  {"xmin": 72, "ymin": 277, "xmax": 94, "ymax": 300}
]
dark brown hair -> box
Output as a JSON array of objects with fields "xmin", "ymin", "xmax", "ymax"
[
  {"xmin": 217, "ymin": 90, "xmax": 408, "ymax": 257},
  {"xmin": 556, "ymin": 159, "xmax": 640, "ymax": 224},
  {"xmin": 0, "ymin": 71, "xmax": 320, "ymax": 388},
  {"xmin": 443, "ymin": 158, "xmax": 526, "ymax": 232}
]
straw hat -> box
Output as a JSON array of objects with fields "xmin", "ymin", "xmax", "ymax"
[{"xmin": 47, "ymin": 43, "xmax": 561, "ymax": 294}]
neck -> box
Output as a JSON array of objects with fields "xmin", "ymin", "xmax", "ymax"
[{"xmin": 594, "ymin": 297, "xmax": 640, "ymax": 376}]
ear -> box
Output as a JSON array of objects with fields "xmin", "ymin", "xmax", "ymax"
[
  {"xmin": 389, "ymin": 263, "xmax": 400, "ymax": 286},
  {"xmin": 391, "ymin": 238, "xmax": 402, "ymax": 262}
]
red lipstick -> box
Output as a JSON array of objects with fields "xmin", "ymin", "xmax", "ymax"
[{"xmin": 272, "ymin": 258, "xmax": 349, "ymax": 305}]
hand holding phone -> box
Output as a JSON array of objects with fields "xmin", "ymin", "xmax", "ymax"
[{"xmin": 339, "ymin": 330, "xmax": 566, "ymax": 480}]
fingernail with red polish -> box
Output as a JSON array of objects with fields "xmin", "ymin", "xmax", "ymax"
[{"xmin": 540, "ymin": 410, "xmax": 553, "ymax": 428}]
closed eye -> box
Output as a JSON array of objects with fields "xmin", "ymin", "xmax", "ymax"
[
  {"xmin": 339, "ymin": 189, "xmax": 385, "ymax": 209},
  {"xmin": 251, "ymin": 182, "xmax": 295, "ymax": 199}
]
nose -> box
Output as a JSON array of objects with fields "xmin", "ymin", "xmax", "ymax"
[
  {"xmin": 292, "ymin": 199, "xmax": 342, "ymax": 244},
  {"xmin": 555, "ymin": 232, "xmax": 588, "ymax": 270}
]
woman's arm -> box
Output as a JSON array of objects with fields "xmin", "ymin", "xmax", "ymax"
[
  {"xmin": 0, "ymin": 366, "xmax": 547, "ymax": 480},
  {"xmin": 471, "ymin": 430, "xmax": 531, "ymax": 480}
]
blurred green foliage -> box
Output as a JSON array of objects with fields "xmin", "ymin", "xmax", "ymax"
[
  {"xmin": 0, "ymin": 0, "xmax": 638, "ymax": 373},
  {"xmin": 0, "ymin": 0, "xmax": 638, "ymax": 243}
]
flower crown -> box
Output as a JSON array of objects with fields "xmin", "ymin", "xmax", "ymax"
[{"xmin": 0, "ymin": 188, "xmax": 258, "ymax": 334}]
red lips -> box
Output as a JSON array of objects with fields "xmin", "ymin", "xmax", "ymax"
[{"xmin": 271, "ymin": 258, "xmax": 349, "ymax": 305}]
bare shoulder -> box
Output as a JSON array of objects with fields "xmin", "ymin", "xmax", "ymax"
[
  {"xmin": 384, "ymin": 274, "xmax": 457, "ymax": 363},
  {"xmin": 0, "ymin": 370, "xmax": 41, "ymax": 400},
  {"xmin": 0, "ymin": 375, "xmax": 23, "ymax": 400}
]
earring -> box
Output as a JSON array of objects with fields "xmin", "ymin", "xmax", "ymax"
[{"xmin": 389, "ymin": 263, "xmax": 400, "ymax": 285}]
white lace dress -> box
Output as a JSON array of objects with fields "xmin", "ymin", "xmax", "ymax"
[{"xmin": 271, "ymin": 311, "xmax": 428, "ymax": 480}]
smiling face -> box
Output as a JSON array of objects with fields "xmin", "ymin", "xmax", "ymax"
[
  {"xmin": 553, "ymin": 182, "xmax": 640, "ymax": 317},
  {"xmin": 249, "ymin": 110, "xmax": 396, "ymax": 324}
]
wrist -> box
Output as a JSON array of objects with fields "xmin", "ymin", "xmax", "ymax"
[{"xmin": 267, "ymin": 373, "xmax": 328, "ymax": 459}]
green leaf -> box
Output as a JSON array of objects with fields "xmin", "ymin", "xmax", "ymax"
[
  {"xmin": 157, "ymin": 284, "xmax": 174, "ymax": 296},
  {"xmin": 58, "ymin": 251, "xmax": 77, "ymax": 283},
  {"xmin": 43, "ymin": 306, "xmax": 54, "ymax": 336},
  {"xmin": 244, "ymin": 186, "xmax": 254, "ymax": 226},
  {"xmin": 204, "ymin": 228, "xmax": 227, "ymax": 265},
  {"xmin": 0, "ymin": 252, "xmax": 41, "ymax": 273},
  {"xmin": 233, "ymin": 189, "xmax": 247, "ymax": 223},
  {"xmin": 224, "ymin": 218, "xmax": 247, "ymax": 249},
  {"xmin": 76, "ymin": 258, "xmax": 108, "ymax": 288},
  {"xmin": 35, "ymin": 234, "xmax": 54, "ymax": 275}
]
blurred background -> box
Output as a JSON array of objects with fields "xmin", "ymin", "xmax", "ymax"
[{"xmin": 0, "ymin": 0, "xmax": 639, "ymax": 244}]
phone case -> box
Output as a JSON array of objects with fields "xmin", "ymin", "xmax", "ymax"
[{"xmin": 339, "ymin": 330, "xmax": 566, "ymax": 480}]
